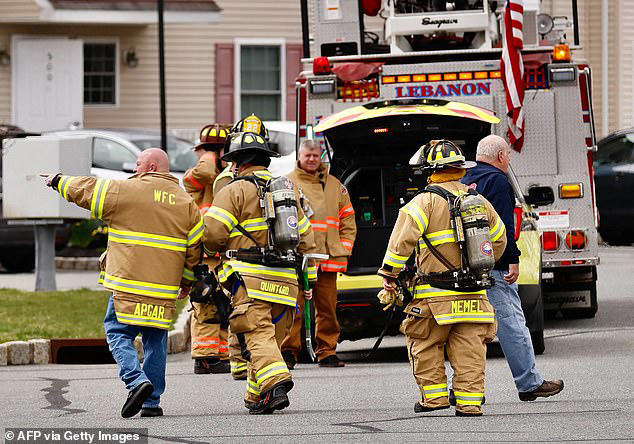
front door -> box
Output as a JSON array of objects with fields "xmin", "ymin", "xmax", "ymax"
[{"xmin": 13, "ymin": 37, "xmax": 83, "ymax": 132}]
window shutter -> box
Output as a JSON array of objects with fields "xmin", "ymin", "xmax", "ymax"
[
  {"xmin": 215, "ymin": 43, "xmax": 234, "ymax": 124},
  {"xmin": 285, "ymin": 44, "xmax": 303, "ymax": 121}
]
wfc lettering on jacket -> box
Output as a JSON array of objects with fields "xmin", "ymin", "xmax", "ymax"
[
  {"xmin": 260, "ymin": 281, "xmax": 290, "ymax": 296},
  {"xmin": 154, "ymin": 189, "xmax": 176, "ymax": 205},
  {"xmin": 134, "ymin": 302, "xmax": 166, "ymax": 319},
  {"xmin": 395, "ymin": 82, "xmax": 491, "ymax": 98}
]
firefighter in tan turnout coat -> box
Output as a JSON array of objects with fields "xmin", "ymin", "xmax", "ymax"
[
  {"xmin": 183, "ymin": 123, "xmax": 235, "ymax": 375},
  {"xmin": 202, "ymin": 130, "xmax": 317, "ymax": 414},
  {"xmin": 378, "ymin": 140, "xmax": 507, "ymax": 417},
  {"xmin": 43, "ymin": 149, "xmax": 201, "ymax": 419},
  {"xmin": 281, "ymin": 139, "xmax": 357, "ymax": 368}
]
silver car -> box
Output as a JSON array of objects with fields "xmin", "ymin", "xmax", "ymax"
[{"xmin": 43, "ymin": 129, "xmax": 198, "ymax": 182}]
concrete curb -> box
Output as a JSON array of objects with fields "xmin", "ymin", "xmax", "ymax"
[
  {"xmin": 55, "ymin": 257, "xmax": 100, "ymax": 271},
  {"xmin": 0, "ymin": 306, "xmax": 192, "ymax": 365}
]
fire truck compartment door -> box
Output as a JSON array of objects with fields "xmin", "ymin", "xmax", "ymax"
[{"xmin": 313, "ymin": 99, "xmax": 499, "ymax": 133}]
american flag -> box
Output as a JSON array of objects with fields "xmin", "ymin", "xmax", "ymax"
[{"xmin": 501, "ymin": 0, "xmax": 525, "ymax": 152}]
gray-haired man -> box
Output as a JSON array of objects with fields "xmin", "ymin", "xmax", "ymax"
[{"xmin": 461, "ymin": 134, "xmax": 564, "ymax": 402}]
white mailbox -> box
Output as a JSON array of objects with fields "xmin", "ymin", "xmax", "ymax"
[{"xmin": 2, "ymin": 135, "xmax": 92, "ymax": 219}]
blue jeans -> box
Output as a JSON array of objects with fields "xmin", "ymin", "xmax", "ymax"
[
  {"xmin": 104, "ymin": 296, "xmax": 167, "ymax": 408},
  {"xmin": 487, "ymin": 270, "xmax": 543, "ymax": 392}
]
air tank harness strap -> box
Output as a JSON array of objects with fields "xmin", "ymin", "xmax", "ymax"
[{"xmin": 272, "ymin": 307, "xmax": 288, "ymax": 324}]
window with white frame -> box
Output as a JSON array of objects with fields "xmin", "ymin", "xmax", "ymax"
[
  {"xmin": 239, "ymin": 44, "xmax": 282, "ymax": 121},
  {"xmin": 83, "ymin": 42, "xmax": 116, "ymax": 105}
]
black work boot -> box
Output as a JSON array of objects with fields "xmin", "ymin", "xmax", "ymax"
[
  {"xmin": 140, "ymin": 407, "xmax": 163, "ymax": 417},
  {"xmin": 318, "ymin": 355, "xmax": 345, "ymax": 367},
  {"xmin": 414, "ymin": 401, "xmax": 451, "ymax": 413},
  {"xmin": 248, "ymin": 380, "xmax": 294, "ymax": 415},
  {"xmin": 194, "ymin": 357, "xmax": 231, "ymax": 374},
  {"xmin": 121, "ymin": 382, "xmax": 153, "ymax": 418},
  {"xmin": 519, "ymin": 379, "xmax": 564, "ymax": 401},
  {"xmin": 281, "ymin": 351, "xmax": 296, "ymax": 370}
]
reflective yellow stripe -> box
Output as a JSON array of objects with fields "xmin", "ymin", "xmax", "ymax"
[
  {"xmin": 232, "ymin": 361, "xmax": 248, "ymax": 372},
  {"xmin": 205, "ymin": 206, "xmax": 238, "ymax": 230},
  {"xmin": 435, "ymin": 312, "xmax": 495, "ymax": 324},
  {"xmin": 219, "ymin": 260, "xmax": 297, "ymax": 282},
  {"xmin": 418, "ymin": 229, "xmax": 456, "ymax": 249},
  {"xmin": 414, "ymin": 284, "xmax": 486, "ymax": 298},
  {"xmin": 298, "ymin": 216, "xmax": 311, "ymax": 235},
  {"xmin": 247, "ymin": 378, "xmax": 261, "ymax": 395},
  {"xmin": 57, "ymin": 175, "xmax": 73, "ymax": 201},
  {"xmin": 103, "ymin": 273, "xmax": 179, "ymax": 299},
  {"xmin": 229, "ymin": 217, "xmax": 268, "ymax": 238},
  {"xmin": 307, "ymin": 264, "xmax": 317, "ymax": 281},
  {"xmin": 90, "ymin": 178, "xmax": 104, "ymax": 218},
  {"xmin": 255, "ymin": 361, "xmax": 288, "ymax": 385},
  {"xmin": 247, "ymin": 289, "xmax": 296, "ymax": 307},
  {"xmin": 116, "ymin": 312, "xmax": 171, "ymax": 329},
  {"xmin": 97, "ymin": 179, "xmax": 110, "ymax": 219},
  {"xmin": 423, "ymin": 383, "xmax": 448, "ymax": 399},
  {"xmin": 454, "ymin": 391, "xmax": 484, "ymax": 405},
  {"xmin": 401, "ymin": 202, "xmax": 428, "ymax": 234},
  {"xmin": 383, "ymin": 250, "xmax": 409, "ymax": 268},
  {"xmin": 253, "ymin": 170, "xmax": 273, "ymax": 181},
  {"xmin": 182, "ymin": 267, "xmax": 195, "ymax": 281},
  {"xmin": 490, "ymin": 218, "xmax": 505, "ymax": 242},
  {"xmin": 213, "ymin": 167, "xmax": 234, "ymax": 194},
  {"xmin": 188, "ymin": 219, "xmax": 204, "ymax": 245},
  {"xmin": 108, "ymin": 228, "xmax": 187, "ymax": 252}
]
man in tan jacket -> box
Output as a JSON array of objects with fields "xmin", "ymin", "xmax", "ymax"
[
  {"xmin": 43, "ymin": 149, "xmax": 201, "ymax": 418},
  {"xmin": 281, "ymin": 140, "xmax": 357, "ymax": 368},
  {"xmin": 202, "ymin": 131, "xmax": 317, "ymax": 414},
  {"xmin": 378, "ymin": 140, "xmax": 506, "ymax": 417},
  {"xmin": 183, "ymin": 124, "xmax": 232, "ymax": 375}
]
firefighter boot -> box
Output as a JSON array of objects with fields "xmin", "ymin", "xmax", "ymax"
[
  {"xmin": 455, "ymin": 406, "xmax": 483, "ymax": 417},
  {"xmin": 121, "ymin": 382, "xmax": 153, "ymax": 418},
  {"xmin": 414, "ymin": 401, "xmax": 451, "ymax": 413},
  {"xmin": 248, "ymin": 380, "xmax": 294, "ymax": 415},
  {"xmin": 194, "ymin": 357, "xmax": 230, "ymax": 374},
  {"xmin": 519, "ymin": 379, "xmax": 564, "ymax": 401}
]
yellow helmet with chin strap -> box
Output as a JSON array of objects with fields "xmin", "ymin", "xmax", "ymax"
[{"xmin": 409, "ymin": 139, "xmax": 476, "ymax": 170}]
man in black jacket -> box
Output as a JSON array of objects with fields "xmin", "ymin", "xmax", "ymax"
[{"xmin": 461, "ymin": 135, "xmax": 564, "ymax": 402}]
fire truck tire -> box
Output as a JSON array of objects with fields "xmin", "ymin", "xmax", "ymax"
[{"xmin": 560, "ymin": 282, "xmax": 598, "ymax": 319}]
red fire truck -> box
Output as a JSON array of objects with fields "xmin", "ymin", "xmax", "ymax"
[{"xmin": 296, "ymin": 0, "xmax": 598, "ymax": 352}]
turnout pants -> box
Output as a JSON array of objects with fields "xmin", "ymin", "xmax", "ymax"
[
  {"xmin": 402, "ymin": 312, "xmax": 496, "ymax": 414},
  {"xmin": 228, "ymin": 329, "xmax": 248, "ymax": 378},
  {"xmin": 229, "ymin": 285, "xmax": 293, "ymax": 405},
  {"xmin": 282, "ymin": 270, "xmax": 339, "ymax": 361},
  {"xmin": 190, "ymin": 301, "xmax": 229, "ymax": 359}
]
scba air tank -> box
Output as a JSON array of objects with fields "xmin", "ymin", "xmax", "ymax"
[
  {"xmin": 267, "ymin": 176, "xmax": 300, "ymax": 251},
  {"xmin": 459, "ymin": 194, "xmax": 495, "ymax": 274}
]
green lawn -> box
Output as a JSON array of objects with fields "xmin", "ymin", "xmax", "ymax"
[{"xmin": 0, "ymin": 289, "xmax": 188, "ymax": 342}]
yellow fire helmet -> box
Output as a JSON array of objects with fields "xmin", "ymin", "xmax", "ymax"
[
  {"xmin": 409, "ymin": 139, "xmax": 476, "ymax": 170},
  {"xmin": 231, "ymin": 114, "xmax": 270, "ymax": 140}
]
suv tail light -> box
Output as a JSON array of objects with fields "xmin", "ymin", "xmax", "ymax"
[
  {"xmin": 513, "ymin": 207, "xmax": 523, "ymax": 241},
  {"xmin": 565, "ymin": 230, "xmax": 587, "ymax": 250},
  {"xmin": 313, "ymin": 57, "xmax": 331, "ymax": 75},
  {"xmin": 541, "ymin": 231, "xmax": 560, "ymax": 251}
]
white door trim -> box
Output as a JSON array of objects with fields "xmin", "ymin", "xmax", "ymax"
[{"xmin": 233, "ymin": 38, "xmax": 286, "ymax": 122}]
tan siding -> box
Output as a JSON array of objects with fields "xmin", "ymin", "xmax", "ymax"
[
  {"xmin": 619, "ymin": 0, "xmax": 634, "ymax": 129},
  {"xmin": 0, "ymin": 0, "xmax": 40, "ymax": 20}
]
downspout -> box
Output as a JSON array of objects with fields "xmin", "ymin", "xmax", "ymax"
[{"xmin": 601, "ymin": 0, "xmax": 608, "ymax": 136}]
